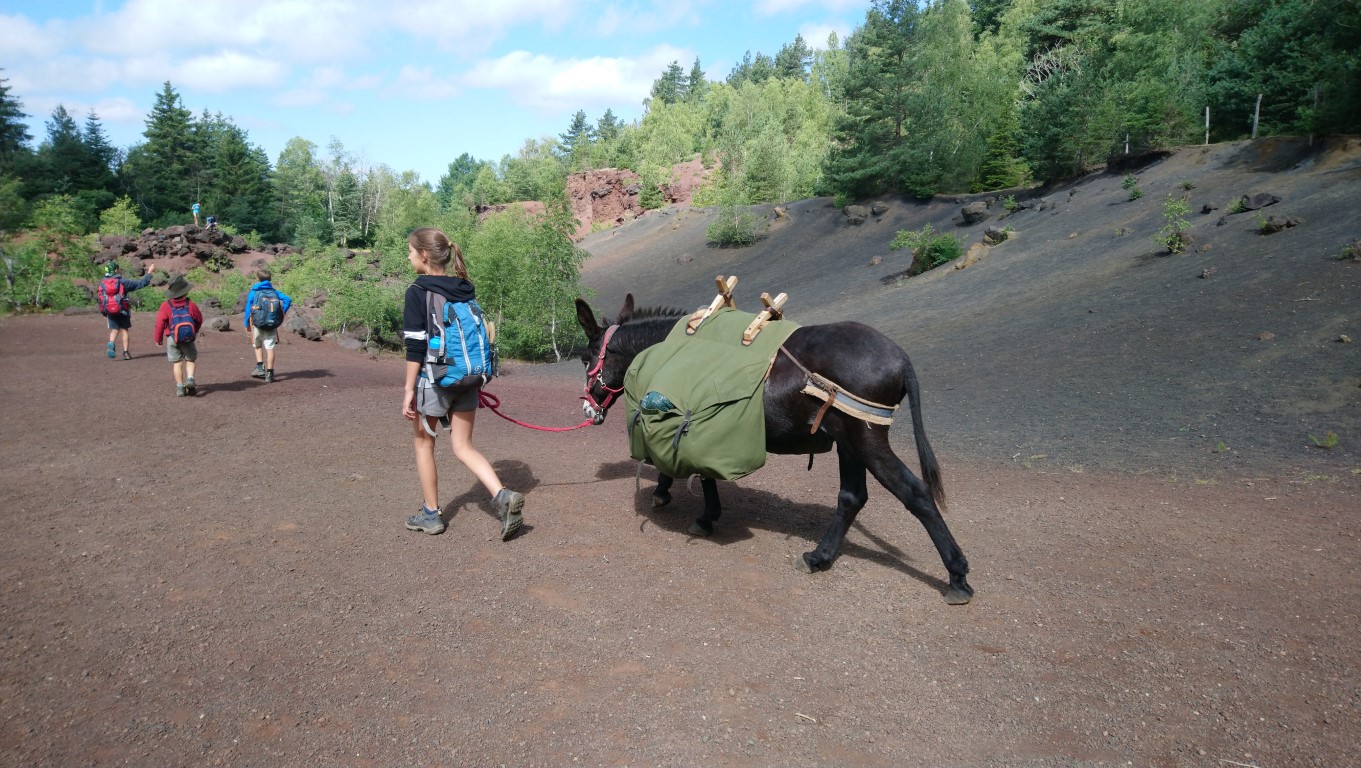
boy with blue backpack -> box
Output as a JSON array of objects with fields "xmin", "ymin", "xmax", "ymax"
[
  {"xmin": 243, "ymin": 268, "xmax": 291, "ymax": 383},
  {"xmin": 153, "ymin": 275, "xmax": 204, "ymax": 397},
  {"xmin": 400, "ymin": 227, "xmax": 523, "ymax": 541}
]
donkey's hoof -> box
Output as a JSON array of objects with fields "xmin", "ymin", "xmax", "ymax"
[
  {"xmin": 687, "ymin": 521, "xmax": 712, "ymax": 537},
  {"xmin": 943, "ymin": 587, "xmax": 973, "ymax": 605},
  {"xmin": 792, "ymin": 553, "xmax": 815, "ymax": 574},
  {"xmin": 652, "ymin": 490, "xmax": 672, "ymax": 508}
]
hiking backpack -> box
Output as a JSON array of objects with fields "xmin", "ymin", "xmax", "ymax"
[
  {"xmin": 168, "ymin": 302, "xmax": 197, "ymax": 344},
  {"xmin": 423, "ymin": 291, "xmax": 496, "ymax": 388},
  {"xmin": 97, "ymin": 276, "xmax": 126, "ymax": 316},
  {"xmin": 249, "ymin": 287, "xmax": 284, "ymax": 329}
]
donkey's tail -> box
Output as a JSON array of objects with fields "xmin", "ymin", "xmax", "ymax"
[{"xmin": 903, "ymin": 356, "xmax": 946, "ymax": 509}]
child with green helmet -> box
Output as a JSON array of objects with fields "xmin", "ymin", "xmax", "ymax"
[{"xmin": 97, "ymin": 261, "xmax": 155, "ymax": 360}]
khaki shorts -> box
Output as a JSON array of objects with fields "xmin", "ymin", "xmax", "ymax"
[
  {"xmin": 416, "ymin": 378, "xmax": 480, "ymax": 418},
  {"xmin": 251, "ymin": 326, "xmax": 278, "ymax": 350},
  {"xmin": 166, "ymin": 341, "xmax": 197, "ymax": 362}
]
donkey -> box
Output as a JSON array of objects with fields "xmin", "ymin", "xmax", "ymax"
[{"xmin": 575, "ymin": 295, "xmax": 974, "ymax": 604}]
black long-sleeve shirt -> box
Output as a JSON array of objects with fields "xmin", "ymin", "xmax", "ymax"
[{"xmin": 402, "ymin": 275, "xmax": 476, "ymax": 363}]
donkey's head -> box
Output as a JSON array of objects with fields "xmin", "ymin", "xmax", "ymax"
[{"xmin": 575, "ymin": 294, "xmax": 635, "ymax": 424}]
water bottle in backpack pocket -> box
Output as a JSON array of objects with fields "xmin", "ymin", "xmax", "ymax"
[
  {"xmin": 168, "ymin": 303, "xmax": 197, "ymax": 344},
  {"xmin": 424, "ymin": 291, "xmax": 495, "ymax": 388}
]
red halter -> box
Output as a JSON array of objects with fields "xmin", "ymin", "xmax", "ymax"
[{"xmin": 582, "ymin": 324, "xmax": 623, "ymax": 415}]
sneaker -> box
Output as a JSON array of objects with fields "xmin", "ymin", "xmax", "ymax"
[
  {"xmin": 106, "ymin": 342, "xmax": 116, "ymax": 359},
  {"xmin": 250, "ymin": 366, "xmax": 266, "ymax": 379},
  {"xmin": 122, "ymin": 351, "xmax": 131, "ymax": 360},
  {"xmin": 175, "ymin": 384, "xmax": 187, "ymax": 397},
  {"xmin": 184, "ymin": 377, "xmax": 196, "ymax": 396},
  {"xmin": 405, "ymin": 507, "xmax": 446, "ymax": 535},
  {"xmin": 493, "ymin": 488, "xmax": 525, "ymax": 541},
  {"xmin": 264, "ymin": 369, "xmax": 275, "ymax": 383}
]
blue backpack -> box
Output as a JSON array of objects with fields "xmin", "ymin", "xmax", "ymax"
[
  {"xmin": 168, "ymin": 302, "xmax": 197, "ymax": 344},
  {"xmin": 424, "ymin": 291, "xmax": 496, "ymax": 388},
  {"xmin": 249, "ymin": 287, "xmax": 284, "ymax": 329}
]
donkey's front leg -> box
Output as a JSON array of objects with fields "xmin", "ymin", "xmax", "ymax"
[
  {"xmin": 797, "ymin": 447, "xmax": 868, "ymax": 573},
  {"xmin": 653, "ymin": 473, "xmax": 675, "ymax": 508},
  {"xmin": 687, "ymin": 477, "xmax": 722, "ymax": 536}
]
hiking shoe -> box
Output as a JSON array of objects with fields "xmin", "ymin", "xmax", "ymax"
[
  {"xmin": 264, "ymin": 369, "xmax": 275, "ymax": 383},
  {"xmin": 250, "ymin": 366, "xmax": 266, "ymax": 379},
  {"xmin": 184, "ymin": 377, "xmax": 196, "ymax": 396},
  {"xmin": 106, "ymin": 342, "xmax": 116, "ymax": 359},
  {"xmin": 175, "ymin": 384, "xmax": 187, "ymax": 397},
  {"xmin": 122, "ymin": 351, "xmax": 131, "ymax": 360},
  {"xmin": 494, "ymin": 489, "xmax": 525, "ymax": 541},
  {"xmin": 405, "ymin": 507, "xmax": 446, "ymax": 535}
]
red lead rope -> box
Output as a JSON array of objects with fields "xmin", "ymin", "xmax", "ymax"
[{"xmin": 478, "ymin": 390, "xmax": 594, "ymax": 432}]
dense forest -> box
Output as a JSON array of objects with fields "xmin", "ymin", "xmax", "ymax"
[{"xmin": 2, "ymin": 0, "xmax": 1357, "ymax": 354}]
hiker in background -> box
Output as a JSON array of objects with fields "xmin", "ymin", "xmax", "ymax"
[
  {"xmin": 243, "ymin": 268, "xmax": 291, "ymax": 383},
  {"xmin": 191, "ymin": 201, "xmax": 201, "ymax": 227},
  {"xmin": 205, "ymin": 215, "xmax": 217, "ymax": 231},
  {"xmin": 401, "ymin": 226, "xmax": 523, "ymax": 541},
  {"xmin": 153, "ymin": 274, "xmax": 204, "ymax": 397},
  {"xmin": 97, "ymin": 261, "xmax": 155, "ymax": 360}
]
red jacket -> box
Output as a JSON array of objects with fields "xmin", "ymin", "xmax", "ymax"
[{"xmin": 154, "ymin": 298, "xmax": 204, "ymax": 344}]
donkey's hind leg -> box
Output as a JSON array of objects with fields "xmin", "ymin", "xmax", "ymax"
[
  {"xmin": 687, "ymin": 477, "xmax": 722, "ymax": 536},
  {"xmin": 797, "ymin": 446, "xmax": 869, "ymax": 573},
  {"xmin": 859, "ymin": 431, "xmax": 973, "ymax": 604}
]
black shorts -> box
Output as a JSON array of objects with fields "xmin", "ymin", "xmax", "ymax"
[{"xmin": 106, "ymin": 312, "xmax": 132, "ymax": 330}]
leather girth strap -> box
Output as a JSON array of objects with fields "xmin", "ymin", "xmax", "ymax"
[{"xmin": 777, "ymin": 346, "xmax": 900, "ymax": 434}]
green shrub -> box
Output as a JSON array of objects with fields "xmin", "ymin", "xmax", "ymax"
[
  {"xmin": 1227, "ymin": 197, "xmax": 1247, "ymax": 214},
  {"xmin": 1155, "ymin": 196, "xmax": 1192, "ymax": 254},
  {"xmin": 98, "ymin": 197, "xmax": 142, "ymax": 237},
  {"xmin": 706, "ymin": 205, "xmax": 766, "ymax": 246},
  {"xmin": 890, "ymin": 224, "xmax": 964, "ymax": 274},
  {"xmin": 1002, "ymin": 195, "xmax": 1018, "ymax": 212}
]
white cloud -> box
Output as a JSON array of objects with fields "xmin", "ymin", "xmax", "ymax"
[
  {"xmin": 465, "ymin": 46, "xmax": 687, "ymax": 113},
  {"xmin": 178, "ymin": 52, "xmax": 286, "ymax": 92},
  {"xmin": 798, "ymin": 22, "xmax": 850, "ymax": 49},
  {"xmin": 0, "ymin": 13, "xmax": 63, "ymax": 58},
  {"xmin": 396, "ymin": 65, "xmax": 461, "ymax": 100},
  {"xmin": 388, "ymin": 0, "xmax": 577, "ymax": 50},
  {"xmin": 754, "ymin": 0, "xmax": 864, "ymax": 14},
  {"xmin": 590, "ymin": 2, "xmax": 705, "ymax": 39},
  {"xmin": 81, "ymin": 0, "xmax": 370, "ymax": 62}
]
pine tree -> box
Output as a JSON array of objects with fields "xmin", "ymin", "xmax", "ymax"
[
  {"xmin": 649, "ymin": 61, "xmax": 688, "ymax": 106},
  {"xmin": 559, "ymin": 110, "xmax": 595, "ymax": 170},
  {"xmin": 687, "ymin": 58, "xmax": 707, "ymax": 103},
  {"xmin": 0, "ymin": 73, "xmax": 33, "ymax": 174},
  {"xmin": 774, "ymin": 35, "xmax": 812, "ymax": 81}
]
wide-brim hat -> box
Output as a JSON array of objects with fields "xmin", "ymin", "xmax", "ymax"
[{"xmin": 166, "ymin": 274, "xmax": 191, "ymax": 299}]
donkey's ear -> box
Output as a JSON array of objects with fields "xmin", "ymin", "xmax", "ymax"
[
  {"xmin": 619, "ymin": 293, "xmax": 635, "ymax": 321},
  {"xmin": 575, "ymin": 298, "xmax": 601, "ymax": 338}
]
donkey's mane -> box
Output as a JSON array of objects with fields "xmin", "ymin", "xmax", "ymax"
[{"xmin": 609, "ymin": 304, "xmax": 688, "ymax": 326}]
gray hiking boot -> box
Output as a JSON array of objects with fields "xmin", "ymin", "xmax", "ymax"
[
  {"xmin": 264, "ymin": 369, "xmax": 275, "ymax": 383},
  {"xmin": 405, "ymin": 507, "xmax": 446, "ymax": 535},
  {"xmin": 175, "ymin": 383, "xmax": 187, "ymax": 397},
  {"xmin": 184, "ymin": 377, "xmax": 196, "ymax": 396},
  {"xmin": 493, "ymin": 488, "xmax": 525, "ymax": 541},
  {"xmin": 250, "ymin": 364, "xmax": 266, "ymax": 379}
]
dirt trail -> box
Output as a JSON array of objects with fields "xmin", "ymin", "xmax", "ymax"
[{"xmin": 1, "ymin": 312, "xmax": 1357, "ymax": 767}]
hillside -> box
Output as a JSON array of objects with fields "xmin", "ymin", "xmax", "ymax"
[{"xmin": 578, "ymin": 137, "xmax": 1361, "ymax": 477}]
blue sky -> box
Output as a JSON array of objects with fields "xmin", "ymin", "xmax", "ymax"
[{"xmin": 2, "ymin": 1, "xmax": 862, "ymax": 185}]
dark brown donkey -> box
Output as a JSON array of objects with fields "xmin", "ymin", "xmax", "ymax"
[{"xmin": 576, "ymin": 295, "xmax": 973, "ymax": 605}]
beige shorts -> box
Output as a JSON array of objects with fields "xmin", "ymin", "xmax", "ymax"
[
  {"xmin": 251, "ymin": 326, "xmax": 278, "ymax": 350},
  {"xmin": 166, "ymin": 341, "xmax": 197, "ymax": 362}
]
